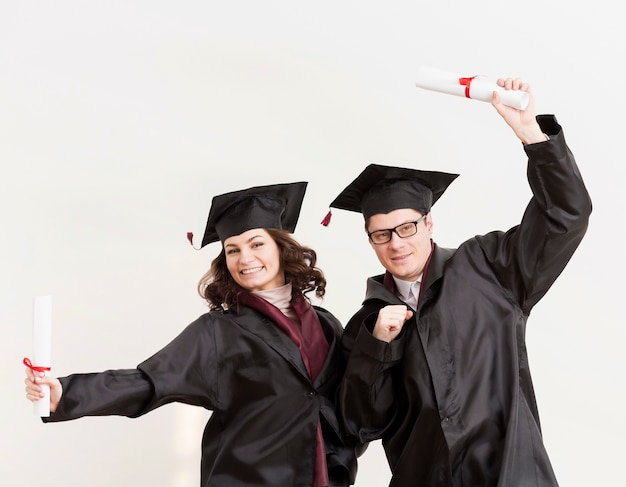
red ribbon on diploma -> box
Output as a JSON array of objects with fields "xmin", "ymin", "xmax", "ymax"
[
  {"xmin": 459, "ymin": 76, "xmax": 477, "ymax": 98},
  {"xmin": 23, "ymin": 357, "xmax": 51, "ymax": 373}
]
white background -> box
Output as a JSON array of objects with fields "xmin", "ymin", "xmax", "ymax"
[{"xmin": 2, "ymin": 2, "xmax": 624, "ymax": 486}]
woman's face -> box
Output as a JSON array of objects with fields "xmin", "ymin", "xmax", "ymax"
[{"xmin": 224, "ymin": 228, "xmax": 285, "ymax": 292}]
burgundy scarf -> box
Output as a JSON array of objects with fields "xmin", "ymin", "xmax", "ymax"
[{"xmin": 237, "ymin": 290, "xmax": 330, "ymax": 487}]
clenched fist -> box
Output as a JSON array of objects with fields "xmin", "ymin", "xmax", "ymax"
[{"xmin": 372, "ymin": 304, "xmax": 413, "ymax": 343}]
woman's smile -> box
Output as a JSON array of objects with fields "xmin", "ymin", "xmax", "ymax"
[{"xmin": 241, "ymin": 266, "xmax": 264, "ymax": 275}]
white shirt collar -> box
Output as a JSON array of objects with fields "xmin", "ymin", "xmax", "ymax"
[{"xmin": 392, "ymin": 275, "xmax": 422, "ymax": 309}]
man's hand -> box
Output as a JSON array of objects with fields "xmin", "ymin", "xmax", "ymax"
[
  {"xmin": 492, "ymin": 77, "xmax": 546, "ymax": 145},
  {"xmin": 372, "ymin": 304, "xmax": 414, "ymax": 343}
]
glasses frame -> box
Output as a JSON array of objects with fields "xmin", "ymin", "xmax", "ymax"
[{"xmin": 367, "ymin": 214, "xmax": 428, "ymax": 245}]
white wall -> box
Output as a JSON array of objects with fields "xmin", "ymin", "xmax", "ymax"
[{"xmin": 2, "ymin": 2, "xmax": 623, "ymax": 486}]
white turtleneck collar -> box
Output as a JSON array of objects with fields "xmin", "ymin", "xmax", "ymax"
[{"xmin": 251, "ymin": 282, "xmax": 298, "ymax": 321}]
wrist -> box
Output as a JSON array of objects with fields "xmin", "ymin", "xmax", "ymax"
[{"xmin": 518, "ymin": 124, "xmax": 549, "ymax": 145}]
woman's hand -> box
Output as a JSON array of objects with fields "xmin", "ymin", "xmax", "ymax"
[{"xmin": 25, "ymin": 367, "xmax": 62, "ymax": 413}]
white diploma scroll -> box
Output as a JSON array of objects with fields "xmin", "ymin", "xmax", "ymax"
[
  {"xmin": 415, "ymin": 66, "xmax": 529, "ymax": 110},
  {"xmin": 32, "ymin": 296, "xmax": 52, "ymax": 417}
]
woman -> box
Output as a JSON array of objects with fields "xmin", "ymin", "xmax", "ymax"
[{"xmin": 25, "ymin": 182, "xmax": 360, "ymax": 487}]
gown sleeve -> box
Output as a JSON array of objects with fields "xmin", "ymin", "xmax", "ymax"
[
  {"xmin": 339, "ymin": 309, "xmax": 405, "ymax": 442},
  {"xmin": 137, "ymin": 315, "xmax": 219, "ymax": 411},
  {"xmin": 44, "ymin": 369, "xmax": 154, "ymax": 421},
  {"xmin": 475, "ymin": 114, "xmax": 592, "ymax": 314},
  {"xmin": 44, "ymin": 315, "xmax": 219, "ymax": 422}
]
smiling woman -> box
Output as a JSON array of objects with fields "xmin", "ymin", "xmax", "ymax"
[
  {"xmin": 224, "ymin": 230, "xmax": 284, "ymax": 292},
  {"xmin": 24, "ymin": 181, "xmax": 363, "ymax": 487},
  {"xmin": 197, "ymin": 182, "xmax": 327, "ymax": 312}
]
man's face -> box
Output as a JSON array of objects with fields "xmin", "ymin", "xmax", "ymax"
[{"xmin": 366, "ymin": 208, "xmax": 433, "ymax": 282}]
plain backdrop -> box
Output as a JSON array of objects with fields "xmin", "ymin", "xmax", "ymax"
[{"xmin": 2, "ymin": 2, "xmax": 624, "ymax": 486}]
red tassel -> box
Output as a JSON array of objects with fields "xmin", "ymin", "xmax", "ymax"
[
  {"xmin": 187, "ymin": 232, "xmax": 202, "ymax": 250},
  {"xmin": 320, "ymin": 210, "xmax": 332, "ymax": 227}
]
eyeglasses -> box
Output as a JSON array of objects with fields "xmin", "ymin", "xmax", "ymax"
[{"xmin": 367, "ymin": 215, "xmax": 428, "ymax": 245}]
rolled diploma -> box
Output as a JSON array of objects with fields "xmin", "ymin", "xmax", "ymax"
[
  {"xmin": 33, "ymin": 296, "xmax": 52, "ymax": 417},
  {"xmin": 415, "ymin": 66, "xmax": 529, "ymax": 110}
]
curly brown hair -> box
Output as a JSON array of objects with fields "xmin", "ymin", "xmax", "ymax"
[{"xmin": 198, "ymin": 229, "xmax": 326, "ymax": 311}]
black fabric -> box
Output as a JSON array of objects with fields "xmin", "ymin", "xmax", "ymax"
[
  {"xmin": 45, "ymin": 305, "xmax": 361, "ymax": 487},
  {"xmin": 329, "ymin": 164, "xmax": 458, "ymax": 219},
  {"xmin": 339, "ymin": 115, "xmax": 592, "ymax": 487},
  {"xmin": 237, "ymin": 290, "xmax": 331, "ymax": 487},
  {"xmin": 201, "ymin": 181, "xmax": 307, "ymax": 246}
]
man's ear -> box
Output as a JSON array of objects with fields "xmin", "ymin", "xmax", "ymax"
[{"xmin": 425, "ymin": 213, "xmax": 434, "ymax": 235}]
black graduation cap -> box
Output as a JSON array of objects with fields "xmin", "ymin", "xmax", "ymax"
[
  {"xmin": 326, "ymin": 164, "xmax": 459, "ymax": 221},
  {"xmin": 196, "ymin": 181, "xmax": 308, "ymax": 247}
]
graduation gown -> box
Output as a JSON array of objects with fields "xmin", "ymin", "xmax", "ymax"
[
  {"xmin": 45, "ymin": 304, "xmax": 359, "ymax": 487},
  {"xmin": 339, "ymin": 115, "xmax": 592, "ymax": 487}
]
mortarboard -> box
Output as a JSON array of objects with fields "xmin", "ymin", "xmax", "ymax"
[
  {"xmin": 197, "ymin": 181, "xmax": 308, "ymax": 247},
  {"xmin": 326, "ymin": 164, "xmax": 459, "ymax": 221}
]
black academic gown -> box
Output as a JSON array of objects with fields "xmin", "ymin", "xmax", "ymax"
[
  {"xmin": 45, "ymin": 305, "xmax": 359, "ymax": 487},
  {"xmin": 339, "ymin": 115, "xmax": 592, "ymax": 487}
]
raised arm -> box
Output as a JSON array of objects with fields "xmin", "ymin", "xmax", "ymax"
[{"xmin": 478, "ymin": 77, "xmax": 592, "ymax": 312}]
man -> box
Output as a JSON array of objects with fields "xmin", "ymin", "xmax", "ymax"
[{"xmin": 329, "ymin": 78, "xmax": 592, "ymax": 486}]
